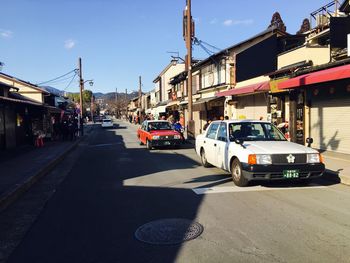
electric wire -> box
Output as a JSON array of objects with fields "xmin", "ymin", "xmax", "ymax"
[
  {"xmin": 63, "ymin": 72, "xmax": 78, "ymax": 91},
  {"xmin": 36, "ymin": 69, "xmax": 78, "ymax": 85},
  {"xmin": 40, "ymin": 75, "xmax": 78, "ymax": 85},
  {"xmin": 195, "ymin": 38, "xmax": 221, "ymax": 51}
]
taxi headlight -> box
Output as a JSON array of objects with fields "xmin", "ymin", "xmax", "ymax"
[
  {"xmin": 152, "ymin": 135, "xmax": 160, "ymax": 140},
  {"xmin": 256, "ymin": 154, "xmax": 272, "ymax": 165},
  {"xmin": 307, "ymin": 153, "xmax": 320, "ymax": 163},
  {"xmin": 174, "ymin": 135, "xmax": 181, "ymax": 139}
]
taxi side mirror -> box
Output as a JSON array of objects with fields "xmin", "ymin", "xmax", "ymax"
[
  {"xmin": 235, "ymin": 138, "xmax": 244, "ymax": 145},
  {"xmin": 306, "ymin": 137, "xmax": 313, "ymax": 147}
]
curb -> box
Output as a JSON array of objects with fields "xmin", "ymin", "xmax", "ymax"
[
  {"xmin": 339, "ymin": 175, "xmax": 350, "ymax": 186},
  {"xmin": 0, "ymin": 132, "xmax": 89, "ymax": 212}
]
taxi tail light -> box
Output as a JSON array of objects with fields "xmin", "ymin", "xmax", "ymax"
[{"xmin": 248, "ymin": 154, "xmax": 257, "ymax": 165}]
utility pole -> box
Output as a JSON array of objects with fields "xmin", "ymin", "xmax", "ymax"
[
  {"xmin": 115, "ymin": 87, "xmax": 118, "ymax": 118},
  {"xmin": 125, "ymin": 88, "xmax": 128, "ymax": 120},
  {"xmin": 138, "ymin": 76, "xmax": 142, "ymax": 122},
  {"xmin": 78, "ymin": 57, "xmax": 84, "ymax": 136},
  {"xmin": 90, "ymin": 95, "xmax": 94, "ymax": 123},
  {"xmin": 184, "ymin": 0, "xmax": 194, "ymax": 137}
]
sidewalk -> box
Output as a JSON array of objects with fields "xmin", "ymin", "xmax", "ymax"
[
  {"xmin": 0, "ymin": 124, "xmax": 94, "ymax": 211},
  {"xmin": 322, "ymin": 151, "xmax": 350, "ymax": 186}
]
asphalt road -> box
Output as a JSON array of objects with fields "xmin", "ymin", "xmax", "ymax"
[{"xmin": 6, "ymin": 120, "xmax": 350, "ymax": 263}]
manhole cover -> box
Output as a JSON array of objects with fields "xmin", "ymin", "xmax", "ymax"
[{"xmin": 135, "ymin": 218, "xmax": 204, "ymax": 245}]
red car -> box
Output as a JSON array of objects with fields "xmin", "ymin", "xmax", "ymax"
[{"xmin": 137, "ymin": 120, "xmax": 182, "ymax": 149}]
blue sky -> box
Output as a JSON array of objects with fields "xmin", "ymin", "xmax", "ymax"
[{"xmin": 0, "ymin": 0, "xmax": 333, "ymax": 94}]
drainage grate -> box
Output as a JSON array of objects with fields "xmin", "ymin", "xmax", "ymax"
[{"xmin": 135, "ymin": 218, "xmax": 204, "ymax": 245}]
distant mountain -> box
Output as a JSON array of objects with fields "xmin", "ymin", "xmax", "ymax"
[
  {"xmin": 94, "ymin": 91, "xmax": 139, "ymax": 101},
  {"xmin": 40, "ymin": 86, "xmax": 65, "ymax": 96},
  {"xmin": 39, "ymin": 86, "xmax": 139, "ymax": 101}
]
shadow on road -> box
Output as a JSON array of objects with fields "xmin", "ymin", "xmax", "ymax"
[{"xmin": 8, "ymin": 127, "xmax": 204, "ymax": 263}]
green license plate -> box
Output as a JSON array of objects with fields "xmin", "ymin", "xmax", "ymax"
[
  {"xmin": 164, "ymin": 141, "xmax": 171, "ymax": 145},
  {"xmin": 283, "ymin": 170, "xmax": 299, "ymax": 178}
]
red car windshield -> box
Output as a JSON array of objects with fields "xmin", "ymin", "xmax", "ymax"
[{"xmin": 148, "ymin": 122, "xmax": 172, "ymax": 131}]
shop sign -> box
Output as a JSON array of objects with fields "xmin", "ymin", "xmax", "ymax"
[
  {"xmin": 270, "ymin": 78, "xmax": 288, "ymax": 93},
  {"xmin": 209, "ymin": 100, "xmax": 224, "ymax": 107}
]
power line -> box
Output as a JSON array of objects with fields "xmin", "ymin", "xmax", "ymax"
[
  {"xmin": 36, "ymin": 69, "xmax": 77, "ymax": 85},
  {"xmin": 193, "ymin": 37, "xmax": 221, "ymax": 54},
  {"xmin": 63, "ymin": 72, "xmax": 78, "ymax": 91},
  {"xmin": 41, "ymin": 75, "xmax": 77, "ymax": 85}
]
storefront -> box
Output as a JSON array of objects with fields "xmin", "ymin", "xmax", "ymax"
[
  {"xmin": 308, "ymin": 80, "xmax": 350, "ymax": 154},
  {"xmin": 217, "ymin": 81, "xmax": 270, "ymax": 120},
  {"xmin": 0, "ymin": 95, "xmax": 45, "ymax": 149},
  {"xmin": 278, "ymin": 63, "xmax": 350, "ymax": 153}
]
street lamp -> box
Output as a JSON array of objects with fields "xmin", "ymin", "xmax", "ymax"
[{"xmin": 84, "ymin": 79, "xmax": 94, "ymax": 86}]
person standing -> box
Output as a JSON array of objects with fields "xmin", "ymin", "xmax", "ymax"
[{"xmin": 203, "ymin": 119, "xmax": 212, "ymax": 131}]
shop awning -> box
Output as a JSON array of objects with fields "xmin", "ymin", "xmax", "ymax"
[
  {"xmin": 46, "ymin": 105, "xmax": 62, "ymax": 114},
  {"xmin": 193, "ymin": 96, "xmax": 218, "ymax": 105},
  {"xmin": 278, "ymin": 64, "xmax": 350, "ymax": 90},
  {"xmin": 154, "ymin": 105, "xmax": 167, "ymax": 113},
  {"xmin": 156, "ymin": 99, "xmax": 171, "ymax": 107},
  {"xmin": 166, "ymin": 100, "xmax": 179, "ymax": 108},
  {"xmin": 216, "ymin": 81, "xmax": 270, "ymax": 97}
]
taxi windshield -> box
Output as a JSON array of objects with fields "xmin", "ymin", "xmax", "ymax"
[
  {"xmin": 228, "ymin": 122, "xmax": 287, "ymax": 141},
  {"xmin": 148, "ymin": 122, "xmax": 173, "ymax": 131}
]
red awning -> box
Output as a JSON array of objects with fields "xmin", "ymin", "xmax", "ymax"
[
  {"xmin": 278, "ymin": 64, "xmax": 350, "ymax": 90},
  {"xmin": 216, "ymin": 81, "xmax": 270, "ymax": 97}
]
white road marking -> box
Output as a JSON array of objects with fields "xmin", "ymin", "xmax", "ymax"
[{"xmin": 192, "ymin": 184, "xmax": 327, "ymax": 195}]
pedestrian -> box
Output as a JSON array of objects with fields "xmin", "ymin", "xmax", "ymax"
[
  {"xmin": 179, "ymin": 113, "xmax": 185, "ymax": 127},
  {"xmin": 68, "ymin": 120, "xmax": 75, "ymax": 141},
  {"xmin": 173, "ymin": 120, "xmax": 184, "ymax": 142},
  {"xmin": 203, "ymin": 119, "xmax": 211, "ymax": 131},
  {"xmin": 62, "ymin": 120, "xmax": 69, "ymax": 141}
]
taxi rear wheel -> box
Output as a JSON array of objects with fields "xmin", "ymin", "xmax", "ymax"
[
  {"xmin": 231, "ymin": 159, "xmax": 248, "ymax": 187},
  {"xmin": 200, "ymin": 149, "xmax": 211, "ymax": 168}
]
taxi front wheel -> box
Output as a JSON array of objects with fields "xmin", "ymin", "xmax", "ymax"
[
  {"xmin": 200, "ymin": 149, "xmax": 211, "ymax": 168},
  {"xmin": 231, "ymin": 159, "xmax": 248, "ymax": 187},
  {"xmin": 146, "ymin": 140, "xmax": 152, "ymax": 150}
]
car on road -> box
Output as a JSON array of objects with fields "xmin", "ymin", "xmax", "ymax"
[
  {"xmin": 195, "ymin": 120, "xmax": 325, "ymax": 187},
  {"xmin": 101, "ymin": 118, "xmax": 113, "ymax": 128},
  {"xmin": 137, "ymin": 120, "xmax": 182, "ymax": 149}
]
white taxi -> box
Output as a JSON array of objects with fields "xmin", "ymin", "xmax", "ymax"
[
  {"xmin": 195, "ymin": 120, "xmax": 325, "ymax": 187},
  {"xmin": 101, "ymin": 118, "xmax": 113, "ymax": 128}
]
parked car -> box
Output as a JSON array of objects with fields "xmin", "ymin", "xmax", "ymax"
[
  {"xmin": 101, "ymin": 118, "xmax": 113, "ymax": 128},
  {"xmin": 137, "ymin": 120, "xmax": 182, "ymax": 149},
  {"xmin": 195, "ymin": 120, "xmax": 325, "ymax": 187},
  {"xmin": 93, "ymin": 116, "xmax": 103, "ymax": 123}
]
